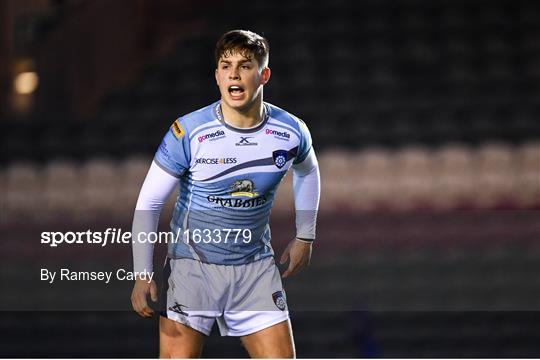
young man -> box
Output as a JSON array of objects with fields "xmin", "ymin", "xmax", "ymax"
[{"xmin": 130, "ymin": 30, "xmax": 320, "ymax": 358}]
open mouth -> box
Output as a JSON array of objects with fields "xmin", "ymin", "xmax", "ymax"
[{"xmin": 228, "ymin": 85, "xmax": 245, "ymax": 96}]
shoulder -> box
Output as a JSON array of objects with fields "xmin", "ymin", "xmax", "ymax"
[
  {"xmin": 265, "ymin": 102, "xmax": 311, "ymax": 139},
  {"xmin": 265, "ymin": 102, "xmax": 305, "ymax": 128},
  {"xmin": 174, "ymin": 101, "xmax": 220, "ymax": 136}
]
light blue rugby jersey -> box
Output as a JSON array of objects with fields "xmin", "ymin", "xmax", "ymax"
[{"xmin": 154, "ymin": 100, "xmax": 312, "ymax": 265}]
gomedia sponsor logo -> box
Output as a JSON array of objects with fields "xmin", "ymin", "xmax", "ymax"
[
  {"xmin": 207, "ymin": 179, "xmax": 267, "ymax": 207},
  {"xmin": 265, "ymin": 128, "xmax": 291, "ymax": 140},
  {"xmin": 195, "ymin": 157, "xmax": 237, "ymax": 165},
  {"xmin": 198, "ymin": 130, "xmax": 225, "ymax": 143}
]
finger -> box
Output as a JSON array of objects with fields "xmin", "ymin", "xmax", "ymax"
[
  {"xmin": 281, "ymin": 269, "xmax": 290, "ymax": 278},
  {"xmin": 139, "ymin": 297, "xmax": 151, "ymax": 317},
  {"xmin": 288, "ymin": 260, "xmax": 307, "ymax": 277},
  {"xmin": 280, "ymin": 250, "xmax": 289, "ymax": 265},
  {"xmin": 134, "ymin": 303, "xmax": 146, "ymax": 317},
  {"xmin": 285, "ymin": 264, "xmax": 299, "ymax": 278},
  {"xmin": 150, "ymin": 282, "xmax": 158, "ymax": 302},
  {"xmin": 133, "ymin": 293, "xmax": 152, "ymax": 318},
  {"xmin": 142, "ymin": 306, "xmax": 154, "ymax": 317},
  {"xmin": 131, "ymin": 293, "xmax": 141, "ymax": 312},
  {"xmin": 284, "ymin": 253, "xmax": 312, "ymax": 278},
  {"xmin": 281, "ymin": 261, "xmax": 292, "ymax": 277},
  {"xmin": 137, "ymin": 301, "xmax": 152, "ymax": 318},
  {"xmin": 132, "ymin": 297, "xmax": 146, "ymax": 317},
  {"xmin": 282, "ymin": 266, "xmax": 299, "ymax": 278},
  {"xmin": 280, "ymin": 241, "xmax": 294, "ymax": 264},
  {"xmin": 282, "ymin": 257, "xmax": 299, "ymax": 278}
]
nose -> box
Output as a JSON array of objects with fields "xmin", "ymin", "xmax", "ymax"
[{"xmin": 229, "ymin": 66, "xmax": 240, "ymax": 80}]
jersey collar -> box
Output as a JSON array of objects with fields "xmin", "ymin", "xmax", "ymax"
[{"xmin": 214, "ymin": 101, "xmax": 269, "ymax": 134}]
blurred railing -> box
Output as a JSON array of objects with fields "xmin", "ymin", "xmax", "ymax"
[{"xmin": 1, "ymin": 143, "xmax": 538, "ymax": 225}]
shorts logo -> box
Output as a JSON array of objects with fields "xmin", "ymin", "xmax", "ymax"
[
  {"xmin": 198, "ymin": 130, "xmax": 225, "ymax": 143},
  {"xmin": 171, "ymin": 120, "xmax": 185, "ymax": 139},
  {"xmin": 230, "ymin": 179, "xmax": 258, "ymax": 197},
  {"xmin": 272, "ymin": 150, "xmax": 288, "ymax": 169},
  {"xmin": 266, "ymin": 128, "xmax": 290, "ymax": 140},
  {"xmin": 168, "ymin": 302, "xmax": 189, "ymax": 316},
  {"xmin": 272, "ymin": 291, "xmax": 286, "ymax": 311}
]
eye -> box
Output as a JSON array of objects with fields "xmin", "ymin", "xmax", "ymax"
[
  {"xmin": 221, "ymin": 64, "xmax": 229, "ymax": 69},
  {"xmin": 241, "ymin": 65, "xmax": 250, "ymax": 69}
]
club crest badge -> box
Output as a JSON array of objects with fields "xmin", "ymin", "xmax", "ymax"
[
  {"xmin": 272, "ymin": 291, "xmax": 287, "ymax": 311},
  {"xmin": 272, "ymin": 150, "xmax": 288, "ymax": 169}
]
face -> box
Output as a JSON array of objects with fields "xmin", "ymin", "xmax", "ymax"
[{"xmin": 215, "ymin": 50, "xmax": 271, "ymax": 112}]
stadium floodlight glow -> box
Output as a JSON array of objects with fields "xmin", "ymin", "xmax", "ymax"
[{"xmin": 13, "ymin": 71, "xmax": 39, "ymax": 94}]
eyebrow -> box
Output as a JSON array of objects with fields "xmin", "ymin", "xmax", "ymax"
[{"xmin": 219, "ymin": 59, "xmax": 253, "ymax": 65}]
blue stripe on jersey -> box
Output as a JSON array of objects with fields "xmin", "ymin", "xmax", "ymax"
[
  {"xmin": 170, "ymin": 176, "xmax": 189, "ymax": 257},
  {"xmin": 188, "ymin": 124, "xmax": 223, "ymax": 141},
  {"xmin": 154, "ymin": 157, "xmax": 182, "ymax": 178},
  {"xmin": 201, "ymin": 146, "xmax": 298, "ymax": 182}
]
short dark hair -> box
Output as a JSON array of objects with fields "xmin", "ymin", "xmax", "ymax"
[{"xmin": 215, "ymin": 30, "xmax": 269, "ymax": 68}]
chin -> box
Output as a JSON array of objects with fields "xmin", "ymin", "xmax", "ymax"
[{"xmin": 225, "ymin": 97, "xmax": 253, "ymax": 111}]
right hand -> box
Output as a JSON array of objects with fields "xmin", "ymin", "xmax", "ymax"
[{"xmin": 131, "ymin": 279, "xmax": 158, "ymax": 318}]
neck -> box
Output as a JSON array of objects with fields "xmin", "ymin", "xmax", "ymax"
[{"xmin": 220, "ymin": 94, "xmax": 264, "ymax": 129}]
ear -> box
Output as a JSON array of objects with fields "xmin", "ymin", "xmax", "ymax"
[
  {"xmin": 215, "ymin": 68, "xmax": 220, "ymax": 86},
  {"xmin": 260, "ymin": 67, "xmax": 271, "ymax": 85}
]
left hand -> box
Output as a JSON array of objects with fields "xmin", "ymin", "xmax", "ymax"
[{"xmin": 279, "ymin": 238, "xmax": 313, "ymax": 278}]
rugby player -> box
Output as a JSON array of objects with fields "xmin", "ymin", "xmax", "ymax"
[{"xmin": 130, "ymin": 30, "xmax": 320, "ymax": 358}]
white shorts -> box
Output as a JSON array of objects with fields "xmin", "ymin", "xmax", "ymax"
[{"xmin": 161, "ymin": 256, "xmax": 289, "ymax": 336}]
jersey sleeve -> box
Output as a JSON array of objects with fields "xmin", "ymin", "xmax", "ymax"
[
  {"xmin": 293, "ymin": 119, "xmax": 313, "ymax": 164},
  {"xmin": 153, "ymin": 118, "xmax": 191, "ymax": 177}
]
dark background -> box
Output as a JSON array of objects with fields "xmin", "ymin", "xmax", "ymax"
[{"xmin": 1, "ymin": 0, "xmax": 539, "ymax": 357}]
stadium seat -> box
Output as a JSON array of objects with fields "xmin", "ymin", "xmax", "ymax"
[
  {"xmin": 514, "ymin": 141, "xmax": 540, "ymax": 207},
  {"xmin": 349, "ymin": 147, "xmax": 396, "ymax": 209},
  {"xmin": 393, "ymin": 146, "xmax": 434, "ymax": 208},
  {"xmin": 80, "ymin": 158, "xmax": 119, "ymax": 215},
  {"xmin": 432, "ymin": 144, "xmax": 476, "ymax": 208},
  {"xmin": 116, "ymin": 156, "xmax": 153, "ymax": 211},
  {"xmin": 474, "ymin": 142, "xmax": 516, "ymax": 207},
  {"xmin": 4, "ymin": 162, "xmax": 44, "ymax": 221},
  {"xmin": 317, "ymin": 148, "xmax": 354, "ymax": 209},
  {"xmin": 42, "ymin": 159, "xmax": 81, "ymax": 216}
]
